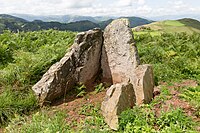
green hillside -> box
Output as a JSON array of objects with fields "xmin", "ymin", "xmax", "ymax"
[
  {"xmin": 1, "ymin": 30, "xmax": 200, "ymax": 133},
  {"xmin": 133, "ymin": 18, "xmax": 200, "ymax": 35},
  {"xmin": 0, "ymin": 14, "xmax": 27, "ymax": 33},
  {"xmin": 124, "ymin": 17, "xmax": 153, "ymax": 27},
  {"xmin": 178, "ymin": 18, "xmax": 200, "ymax": 30},
  {"xmin": 0, "ymin": 14, "xmax": 153, "ymax": 33}
]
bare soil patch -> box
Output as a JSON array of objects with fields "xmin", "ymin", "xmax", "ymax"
[
  {"xmin": 52, "ymin": 90, "xmax": 106, "ymax": 125},
  {"xmin": 154, "ymin": 80, "xmax": 199, "ymax": 122}
]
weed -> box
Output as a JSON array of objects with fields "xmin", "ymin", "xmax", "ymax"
[
  {"xmin": 75, "ymin": 83, "xmax": 86, "ymax": 97},
  {"xmin": 6, "ymin": 110, "xmax": 71, "ymax": 133},
  {"xmin": 136, "ymin": 33, "xmax": 200, "ymax": 83},
  {"xmin": 0, "ymin": 87, "xmax": 37, "ymax": 127},
  {"xmin": 179, "ymin": 86, "xmax": 200, "ymax": 117},
  {"xmin": 77, "ymin": 104, "xmax": 110, "ymax": 132},
  {"xmin": 119, "ymin": 106, "xmax": 156, "ymax": 132},
  {"xmin": 0, "ymin": 30, "xmax": 76, "ymax": 126},
  {"xmin": 95, "ymin": 83, "xmax": 105, "ymax": 93},
  {"xmin": 119, "ymin": 106, "xmax": 197, "ymax": 133}
]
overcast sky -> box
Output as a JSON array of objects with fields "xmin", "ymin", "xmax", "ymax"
[{"xmin": 0, "ymin": 0, "xmax": 199, "ymax": 17}]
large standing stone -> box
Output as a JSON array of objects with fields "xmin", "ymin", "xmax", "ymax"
[
  {"xmin": 101, "ymin": 82, "xmax": 135, "ymax": 130},
  {"xmin": 133, "ymin": 64, "xmax": 154, "ymax": 104},
  {"xmin": 101, "ymin": 19, "xmax": 154, "ymax": 130},
  {"xmin": 101, "ymin": 18, "xmax": 140, "ymax": 84},
  {"xmin": 32, "ymin": 28, "xmax": 103, "ymax": 105}
]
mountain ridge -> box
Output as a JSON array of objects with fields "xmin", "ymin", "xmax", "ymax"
[{"xmin": 0, "ymin": 14, "xmax": 153, "ymax": 33}]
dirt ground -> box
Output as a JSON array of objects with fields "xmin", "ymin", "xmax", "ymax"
[
  {"xmin": 2, "ymin": 80, "xmax": 199, "ymax": 132},
  {"xmin": 153, "ymin": 80, "xmax": 200, "ymax": 126},
  {"xmin": 52, "ymin": 89, "xmax": 106, "ymax": 124},
  {"xmin": 51, "ymin": 80, "xmax": 199, "ymax": 129}
]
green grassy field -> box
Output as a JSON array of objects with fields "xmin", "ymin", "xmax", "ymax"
[
  {"xmin": 164, "ymin": 20, "xmax": 185, "ymax": 26},
  {"xmin": 0, "ymin": 29, "xmax": 200, "ymax": 132},
  {"xmin": 0, "ymin": 30, "xmax": 76, "ymax": 128},
  {"xmin": 133, "ymin": 19, "xmax": 200, "ymax": 35}
]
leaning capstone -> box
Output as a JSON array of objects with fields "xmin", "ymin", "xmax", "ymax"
[
  {"xmin": 32, "ymin": 28, "xmax": 103, "ymax": 105},
  {"xmin": 101, "ymin": 82, "xmax": 135, "ymax": 130},
  {"xmin": 101, "ymin": 18, "xmax": 140, "ymax": 84}
]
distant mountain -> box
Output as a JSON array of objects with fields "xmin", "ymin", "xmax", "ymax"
[
  {"xmin": 0, "ymin": 14, "xmax": 27, "ymax": 22},
  {"xmin": 64, "ymin": 20, "xmax": 99, "ymax": 31},
  {"xmin": 19, "ymin": 20, "xmax": 99, "ymax": 32},
  {"xmin": 12, "ymin": 14, "xmax": 100, "ymax": 23},
  {"xmin": 98, "ymin": 19, "xmax": 114, "ymax": 29},
  {"xmin": 0, "ymin": 14, "xmax": 154, "ymax": 33},
  {"xmin": 123, "ymin": 17, "xmax": 154, "ymax": 27},
  {"xmin": 150, "ymin": 14, "xmax": 200, "ymax": 21},
  {"xmin": 0, "ymin": 15, "xmax": 99, "ymax": 33},
  {"xmin": 94, "ymin": 16, "xmax": 117, "ymax": 22},
  {"xmin": 178, "ymin": 18, "xmax": 200, "ymax": 30},
  {"xmin": 0, "ymin": 14, "xmax": 28, "ymax": 33},
  {"xmin": 98, "ymin": 17, "xmax": 153, "ymax": 29},
  {"xmin": 12, "ymin": 14, "xmax": 153, "ymax": 26}
]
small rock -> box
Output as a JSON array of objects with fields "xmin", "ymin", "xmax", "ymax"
[
  {"xmin": 101, "ymin": 82, "xmax": 135, "ymax": 130},
  {"xmin": 153, "ymin": 87, "xmax": 161, "ymax": 97}
]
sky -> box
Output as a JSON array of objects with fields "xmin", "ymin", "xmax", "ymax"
[{"xmin": 0, "ymin": 0, "xmax": 199, "ymax": 17}]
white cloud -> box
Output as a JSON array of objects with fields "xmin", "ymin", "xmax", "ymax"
[
  {"xmin": 138, "ymin": 0, "xmax": 145, "ymax": 5},
  {"xmin": 61, "ymin": 0, "xmax": 94, "ymax": 8},
  {"xmin": 0, "ymin": 0, "xmax": 199, "ymax": 17},
  {"xmin": 116, "ymin": 0, "xmax": 146, "ymax": 6},
  {"xmin": 116, "ymin": 0, "xmax": 132, "ymax": 7},
  {"xmin": 136, "ymin": 5, "xmax": 152, "ymax": 15}
]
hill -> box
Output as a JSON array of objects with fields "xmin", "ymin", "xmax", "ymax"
[
  {"xmin": 22, "ymin": 20, "xmax": 99, "ymax": 32},
  {"xmin": 0, "ymin": 14, "xmax": 153, "ymax": 33},
  {"xmin": 98, "ymin": 19, "xmax": 114, "ymax": 29},
  {"xmin": 0, "ymin": 14, "xmax": 100, "ymax": 33},
  {"xmin": 12, "ymin": 14, "xmax": 100, "ymax": 23},
  {"xmin": 124, "ymin": 17, "xmax": 153, "ymax": 27},
  {"xmin": 1, "ymin": 29, "xmax": 200, "ymax": 132},
  {"xmin": 133, "ymin": 18, "xmax": 200, "ymax": 35},
  {"xmin": 150, "ymin": 14, "xmax": 200, "ymax": 21},
  {"xmin": 0, "ymin": 14, "xmax": 27, "ymax": 23},
  {"xmin": 0, "ymin": 14, "xmax": 27, "ymax": 33},
  {"xmin": 178, "ymin": 18, "xmax": 200, "ymax": 30}
]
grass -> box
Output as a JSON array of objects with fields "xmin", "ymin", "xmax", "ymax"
[
  {"xmin": 135, "ymin": 32, "xmax": 200, "ymax": 83},
  {"xmin": 164, "ymin": 20, "xmax": 185, "ymax": 27},
  {"xmin": 5, "ymin": 110, "xmax": 71, "ymax": 133},
  {"xmin": 1, "ymin": 30, "xmax": 200, "ymax": 132},
  {"xmin": 178, "ymin": 18, "xmax": 200, "ymax": 30},
  {"xmin": 133, "ymin": 20, "xmax": 200, "ymax": 34},
  {"xmin": 118, "ymin": 85, "xmax": 199, "ymax": 133},
  {"xmin": 133, "ymin": 31, "xmax": 161, "ymax": 36},
  {"xmin": 119, "ymin": 107, "xmax": 196, "ymax": 133},
  {"xmin": 179, "ymin": 86, "xmax": 200, "ymax": 117},
  {"xmin": 0, "ymin": 30, "xmax": 76, "ymax": 127},
  {"xmin": 6, "ymin": 103, "xmax": 111, "ymax": 133},
  {"xmin": 0, "ymin": 87, "xmax": 37, "ymax": 126},
  {"xmin": 5, "ymin": 84, "xmax": 200, "ymax": 132}
]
